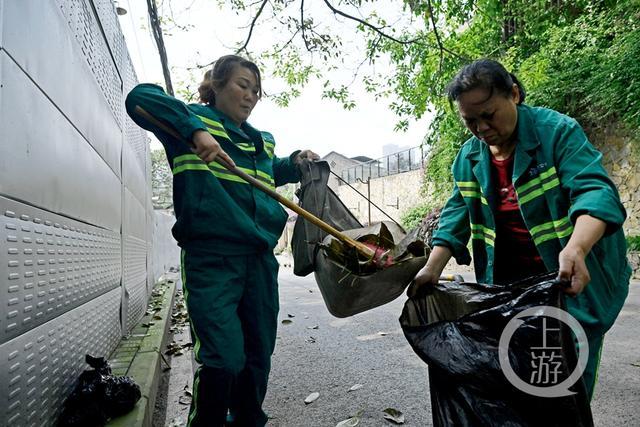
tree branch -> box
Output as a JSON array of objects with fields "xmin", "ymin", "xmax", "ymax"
[
  {"xmin": 147, "ymin": 0, "xmax": 174, "ymax": 95},
  {"xmin": 426, "ymin": 0, "xmax": 468, "ymax": 67},
  {"xmin": 236, "ymin": 0, "xmax": 269, "ymax": 54},
  {"xmin": 321, "ymin": 0, "xmax": 421, "ymax": 45},
  {"xmin": 300, "ymin": 0, "xmax": 311, "ymax": 51}
]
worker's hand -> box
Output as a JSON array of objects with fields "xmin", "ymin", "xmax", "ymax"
[
  {"xmin": 192, "ymin": 130, "xmax": 236, "ymax": 167},
  {"xmin": 294, "ymin": 150, "xmax": 320, "ymax": 164},
  {"xmin": 557, "ymin": 245, "xmax": 590, "ymax": 296},
  {"xmin": 407, "ymin": 265, "xmax": 440, "ymax": 298}
]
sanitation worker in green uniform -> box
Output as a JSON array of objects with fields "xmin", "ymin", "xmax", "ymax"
[
  {"xmin": 410, "ymin": 59, "xmax": 631, "ymax": 400},
  {"xmin": 126, "ymin": 55, "xmax": 318, "ymax": 427}
]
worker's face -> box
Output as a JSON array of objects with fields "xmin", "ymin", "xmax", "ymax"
[
  {"xmin": 214, "ymin": 66, "xmax": 260, "ymax": 126},
  {"xmin": 456, "ymin": 85, "xmax": 519, "ymax": 149}
]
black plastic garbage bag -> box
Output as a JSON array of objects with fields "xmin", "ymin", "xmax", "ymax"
[
  {"xmin": 400, "ymin": 273, "xmax": 593, "ymax": 427},
  {"xmin": 292, "ymin": 160, "xmax": 429, "ymax": 317},
  {"xmin": 58, "ymin": 354, "xmax": 142, "ymax": 427}
]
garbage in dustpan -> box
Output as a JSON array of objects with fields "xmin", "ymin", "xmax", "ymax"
[{"xmin": 291, "ymin": 160, "xmax": 429, "ymax": 317}]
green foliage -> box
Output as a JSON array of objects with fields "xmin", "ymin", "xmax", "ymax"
[
  {"xmin": 627, "ymin": 235, "xmax": 640, "ymax": 252},
  {"xmin": 400, "ymin": 202, "xmax": 431, "ymax": 231},
  {"xmin": 169, "ymin": 0, "xmax": 640, "ymax": 197},
  {"xmin": 380, "ymin": 0, "xmax": 640, "ymax": 192}
]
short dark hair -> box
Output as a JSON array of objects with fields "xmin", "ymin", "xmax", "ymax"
[
  {"xmin": 198, "ymin": 55, "xmax": 262, "ymax": 105},
  {"xmin": 446, "ymin": 59, "xmax": 526, "ymax": 105}
]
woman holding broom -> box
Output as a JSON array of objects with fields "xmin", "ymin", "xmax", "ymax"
[{"xmin": 126, "ymin": 54, "xmax": 318, "ymax": 427}]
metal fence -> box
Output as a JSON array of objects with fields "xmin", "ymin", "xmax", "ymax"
[{"xmin": 340, "ymin": 146, "xmax": 427, "ymax": 184}]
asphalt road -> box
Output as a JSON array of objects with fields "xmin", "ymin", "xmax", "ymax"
[
  {"xmin": 160, "ymin": 263, "xmax": 640, "ymax": 426},
  {"xmin": 263, "ymin": 265, "xmax": 640, "ymax": 427}
]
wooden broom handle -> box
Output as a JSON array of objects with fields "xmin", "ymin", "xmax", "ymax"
[{"xmin": 134, "ymin": 106, "xmax": 376, "ymax": 259}]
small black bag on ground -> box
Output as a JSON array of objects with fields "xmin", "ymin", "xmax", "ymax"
[
  {"xmin": 400, "ymin": 273, "xmax": 593, "ymax": 427},
  {"xmin": 58, "ymin": 354, "xmax": 141, "ymax": 427}
]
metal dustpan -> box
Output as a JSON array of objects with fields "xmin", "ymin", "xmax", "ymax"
[{"xmin": 292, "ymin": 161, "xmax": 429, "ymax": 317}]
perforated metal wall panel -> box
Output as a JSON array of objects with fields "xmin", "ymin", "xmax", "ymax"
[
  {"xmin": 152, "ymin": 211, "xmax": 179, "ymax": 282},
  {"xmin": 0, "ymin": 287, "xmax": 121, "ymax": 427},
  {"xmin": 92, "ymin": 0, "xmax": 126, "ymax": 75},
  {"xmin": 0, "ymin": 53, "xmax": 122, "ymax": 232},
  {"xmin": 123, "ymin": 55, "xmax": 149, "ymax": 171},
  {"xmin": 0, "ymin": 197, "xmax": 121, "ymax": 345},
  {"xmin": 122, "ymin": 134, "xmax": 148, "ymax": 207},
  {"xmin": 55, "ymin": 0, "xmax": 124, "ymax": 129},
  {"xmin": 2, "ymin": 0, "xmax": 122, "ymax": 178},
  {"xmin": 0, "ymin": 1, "xmax": 180, "ymax": 423},
  {"xmin": 123, "ymin": 190, "xmax": 147, "ymax": 331}
]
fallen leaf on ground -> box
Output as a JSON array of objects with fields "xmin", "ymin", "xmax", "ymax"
[
  {"xmin": 382, "ymin": 408, "xmax": 405, "ymax": 424},
  {"xmin": 631, "ymin": 361, "xmax": 640, "ymax": 368},
  {"xmin": 304, "ymin": 392, "xmax": 320, "ymax": 404},
  {"xmin": 281, "ymin": 319, "xmax": 293, "ymax": 325},
  {"xmin": 306, "ymin": 336, "xmax": 317, "ymax": 343},
  {"xmin": 336, "ymin": 418, "xmax": 359, "ymax": 427},
  {"xmin": 348, "ymin": 384, "xmax": 363, "ymax": 392},
  {"xmin": 178, "ymin": 395, "xmax": 192, "ymax": 405},
  {"xmin": 336, "ymin": 410, "xmax": 364, "ymax": 427},
  {"xmin": 287, "ymin": 313, "xmax": 295, "ymax": 318},
  {"xmin": 378, "ymin": 331, "xmax": 388, "ymax": 336},
  {"xmin": 307, "ymin": 325, "xmax": 319, "ymax": 330}
]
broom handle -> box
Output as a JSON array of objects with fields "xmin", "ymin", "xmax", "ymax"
[{"xmin": 134, "ymin": 106, "xmax": 376, "ymax": 259}]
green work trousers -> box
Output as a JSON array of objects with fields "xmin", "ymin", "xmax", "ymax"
[{"xmin": 181, "ymin": 248, "xmax": 280, "ymax": 427}]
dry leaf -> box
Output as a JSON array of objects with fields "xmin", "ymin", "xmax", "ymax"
[
  {"xmin": 282, "ymin": 319, "xmax": 293, "ymax": 325},
  {"xmin": 382, "ymin": 408, "xmax": 405, "ymax": 424},
  {"xmin": 178, "ymin": 395, "xmax": 192, "ymax": 405},
  {"xmin": 304, "ymin": 392, "xmax": 320, "ymax": 404},
  {"xmin": 348, "ymin": 384, "xmax": 363, "ymax": 392},
  {"xmin": 307, "ymin": 325, "xmax": 319, "ymax": 330},
  {"xmin": 336, "ymin": 418, "xmax": 359, "ymax": 427},
  {"xmin": 287, "ymin": 313, "xmax": 296, "ymax": 318},
  {"xmin": 336, "ymin": 410, "xmax": 364, "ymax": 427}
]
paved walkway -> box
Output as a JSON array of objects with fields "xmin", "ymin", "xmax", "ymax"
[{"xmin": 107, "ymin": 257, "xmax": 640, "ymax": 426}]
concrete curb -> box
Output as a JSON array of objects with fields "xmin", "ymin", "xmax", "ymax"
[{"xmin": 107, "ymin": 275, "xmax": 177, "ymax": 427}]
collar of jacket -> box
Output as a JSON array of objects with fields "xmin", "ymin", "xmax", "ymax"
[
  {"xmin": 464, "ymin": 104, "xmax": 541, "ymax": 193},
  {"xmin": 206, "ymin": 105, "xmax": 265, "ymax": 153}
]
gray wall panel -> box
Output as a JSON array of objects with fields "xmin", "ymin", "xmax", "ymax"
[
  {"xmin": 123, "ymin": 190, "xmax": 147, "ymax": 331},
  {"xmin": 93, "ymin": 0, "xmax": 126, "ymax": 75},
  {"xmin": 55, "ymin": 0, "xmax": 124, "ymax": 130},
  {"xmin": 123, "ymin": 57, "xmax": 147, "ymax": 170},
  {"xmin": 0, "ymin": 287, "xmax": 121, "ymax": 427},
  {"xmin": 0, "ymin": 197, "xmax": 121, "ymax": 345},
  {"xmin": 152, "ymin": 211, "xmax": 179, "ymax": 283},
  {"xmin": 0, "ymin": 53, "xmax": 122, "ymax": 231},
  {"xmin": 122, "ymin": 135, "xmax": 147, "ymax": 207},
  {"xmin": 2, "ymin": 0, "xmax": 122, "ymax": 177},
  {"xmin": 0, "ymin": 1, "xmax": 181, "ymax": 422}
]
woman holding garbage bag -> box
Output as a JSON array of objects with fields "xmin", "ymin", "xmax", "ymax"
[
  {"xmin": 410, "ymin": 59, "xmax": 631, "ymax": 399},
  {"xmin": 126, "ymin": 55, "xmax": 318, "ymax": 427}
]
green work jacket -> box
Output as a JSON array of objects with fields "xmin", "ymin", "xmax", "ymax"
[
  {"xmin": 433, "ymin": 104, "xmax": 631, "ymax": 334},
  {"xmin": 125, "ymin": 84, "xmax": 300, "ymax": 255}
]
